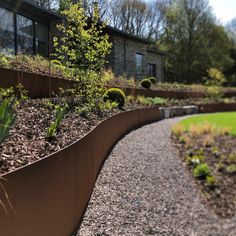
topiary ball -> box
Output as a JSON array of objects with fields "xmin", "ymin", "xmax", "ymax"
[
  {"xmin": 103, "ymin": 88, "xmax": 126, "ymax": 108},
  {"xmin": 148, "ymin": 77, "xmax": 157, "ymax": 84},
  {"xmin": 140, "ymin": 79, "xmax": 152, "ymax": 89}
]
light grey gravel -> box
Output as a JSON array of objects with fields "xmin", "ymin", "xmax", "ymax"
[{"xmin": 72, "ymin": 117, "xmax": 236, "ymax": 236}]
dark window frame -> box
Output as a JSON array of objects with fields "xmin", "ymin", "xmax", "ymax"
[
  {"xmin": 147, "ymin": 63, "xmax": 156, "ymax": 77},
  {"xmin": 0, "ymin": 6, "xmax": 49, "ymax": 56},
  {"xmin": 135, "ymin": 52, "xmax": 144, "ymax": 75}
]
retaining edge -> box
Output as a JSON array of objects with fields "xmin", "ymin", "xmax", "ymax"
[{"xmin": 0, "ymin": 107, "xmax": 161, "ymax": 236}]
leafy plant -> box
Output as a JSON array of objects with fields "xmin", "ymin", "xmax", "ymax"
[
  {"xmin": 0, "ymin": 54, "xmax": 9, "ymax": 67},
  {"xmin": 206, "ymin": 176, "xmax": 217, "ymax": 188},
  {"xmin": 76, "ymin": 106, "xmax": 91, "ymax": 118},
  {"xmin": 186, "ymin": 154, "xmax": 205, "ymax": 166},
  {"xmin": 0, "ymin": 87, "xmax": 14, "ymax": 100},
  {"xmin": 226, "ymin": 164, "xmax": 236, "ymax": 174},
  {"xmin": 140, "ymin": 79, "xmax": 152, "ymax": 89},
  {"xmin": 193, "ymin": 163, "xmax": 211, "ymax": 179},
  {"xmin": 103, "ymin": 88, "xmax": 126, "ymax": 109},
  {"xmin": 16, "ymin": 83, "xmax": 28, "ymax": 101},
  {"xmin": 47, "ymin": 105, "xmax": 68, "ymax": 140},
  {"xmin": 0, "ymin": 99, "xmax": 16, "ymax": 144}
]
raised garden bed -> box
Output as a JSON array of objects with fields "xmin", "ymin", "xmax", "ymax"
[{"xmin": 0, "ymin": 104, "xmax": 161, "ymax": 236}]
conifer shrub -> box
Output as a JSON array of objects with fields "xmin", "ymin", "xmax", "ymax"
[
  {"xmin": 141, "ymin": 79, "xmax": 152, "ymax": 89},
  {"xmin": 103, "ymin": 88, "xmax": 125, "ymax": 108}
]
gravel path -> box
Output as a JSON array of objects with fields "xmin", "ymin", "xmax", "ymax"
[{"xmin": 72, "ymin": 117, "xmax": 236, "ymax": 236}]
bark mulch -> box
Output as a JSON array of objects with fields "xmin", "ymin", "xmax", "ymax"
[{"xmin": 0, "ymin": 99, "xmax": 145, "ymax": 175}]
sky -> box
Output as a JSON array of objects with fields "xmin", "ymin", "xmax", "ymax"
[{"xmin": 208, "ymin": 0, "xmax": 236, "ymax": 24}]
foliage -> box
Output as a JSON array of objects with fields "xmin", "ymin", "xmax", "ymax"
[
  {"xmin": 53, "ymin": 2, "xmax": 112, "ymax": 111},
  {"xmin": 103, "ymin": 88, "xmax": 126, "ymax": 109},
  {"xmin": 0, "ymin": 53, "xmax": 9, "ymax": 67},
  {"xmin": 0, "ymin": 87, "xmax": 14, "ymax": 100},
  {"xmin": 76, "ymin": 106, "xmax": 91, "ymax": 118},
  {"xmin": 54, "ymin": 2, "xmax": 111, "ymax": 72},
  {"xmin": 47, "ymin": 105, "xmax": 68, "ymax": 139},
  {"xmin": 206, "ymin": 175, "xmax": 217, "ymax": 188},
  {"xmin": 146, "ymin": 97, "xmax": 167, "ymax": 105},
  {"xmin": 148, "ymin": 76, "xmax": 157, "ymax": 84},
  {"xmin": 206, "ymin": 68, "xmax": 226, "ymax": 86},
  {"xmin": 193, "ymin": 163, "xmax": 211, "ymax": 179},
  {"xmin": 160, "ymin": 0, "xmax": 233, "ymax": 83},
  {"xmin": 0, "ymin": 99, "xmax": 16, "ymax": 145},
  {"xmin": 140, "ymin": 79, "xmax": 151, "ymax": 89},
  {"xmin": 16, "ymin": 83, "xmax": 28, "ymax": 101},
  {"xmin": 226, "ymin": 164, "xmax": 236, "ymax": 174},
  {"xmin": 186, "ymin": 154, "xmax": 205, "ymax": 166}
]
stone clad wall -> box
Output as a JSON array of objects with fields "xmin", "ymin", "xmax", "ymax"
[
  {"xmin": 112, "ymin": 34, "xmax": 147, "ymax": 80},
  {"xmin": 109, "ymin": 34, "xmax": 163, "ymax": 81},
  {"xmin": 147, "ymin": 51, "xmax": 163, "ymax": 81}
]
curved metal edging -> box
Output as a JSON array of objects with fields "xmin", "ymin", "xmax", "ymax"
[{"xmin": 0, "ymin": 107, "xmax": 161, "ymax": 236}]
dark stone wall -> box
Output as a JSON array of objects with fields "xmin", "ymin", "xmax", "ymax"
[{"xmin": 107, "ymin": 33, "xmax": 164, "ymax": 81}]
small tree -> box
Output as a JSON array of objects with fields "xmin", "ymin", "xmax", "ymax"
[
  {"xmin": 54, "ymin": 2, "xmax": 111, "ymax": 72},
  {"xmin": 54, "ymin": 1, "xmax": 112, "ymax": 109}
]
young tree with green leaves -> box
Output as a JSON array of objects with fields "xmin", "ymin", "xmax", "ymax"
[{"xmin": 54, "ymin": 1, "xmax": 112, "ymax": 109}]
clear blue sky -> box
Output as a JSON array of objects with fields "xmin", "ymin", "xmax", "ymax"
[{"xmin": 208, "ymin": 0, "xmax": 236, "ymax": 24}]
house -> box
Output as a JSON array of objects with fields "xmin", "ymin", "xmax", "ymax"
[{"xmin": 0, "ymin": 0, "xmax": 165, "ymax": 81}]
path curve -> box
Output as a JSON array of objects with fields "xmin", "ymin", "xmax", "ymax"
[{"xmin": 72, "ymin": 117, "xmax": 236, "ymax": 236}]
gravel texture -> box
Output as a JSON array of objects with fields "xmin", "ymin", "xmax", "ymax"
[{"xmin": 73, "ymin": 117, "xmax": 236, "ymax": 236}]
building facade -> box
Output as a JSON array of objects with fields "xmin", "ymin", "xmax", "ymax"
[{"xmin": 0, "ymin": 0, "xmax": 165, "ymax": 81}]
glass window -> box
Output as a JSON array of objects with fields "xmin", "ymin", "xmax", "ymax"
[
  {"xmin": 147, "ymin": 63, "xmax": 156, "ymax": 77},
  {"xmin": 17, "ymin": 14, "xmax": 33, "ymax": 54},
  {"xmin": 35, "ymin": 22, "xmax": 49, "ymax": 57},
  {"xmin": 136, "ymin": 53, "xmax": 144, "ymax": 74},
  {"xmin": 0, "ymin": 7, "xmax": 15, "ymax": 54}
]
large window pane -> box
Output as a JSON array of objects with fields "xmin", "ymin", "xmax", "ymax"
[
  {"xmin": 136, "ymin": 53, "xmax": 144, "ymax": 74},
  {"xmin": 17, "ymin": 14, "xmax": 33, "ymax": 54},
  {"xmin": 35, "ymin": 22, "xmax": 48, "ymax": 57},
  {"xmin": 0, "ymin": 7, "xmax": 15, "ymax": 54}
]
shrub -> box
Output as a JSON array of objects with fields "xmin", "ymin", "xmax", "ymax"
[
  {"xmin": 140, "ymin": 79, "xmax": 152, "ymax": 89},
  {"xmin": 148, "ymin": 77, "xmax": 157, "ymax": 84},
  {"xmin": 0, "ymin": 54, "xmax": 9, "ymax": 67},
  {"xmin": 103, "ymin": 88, "xmax": 125, "ymax": 109},
  {"xmin": 193, "ymin": 163, "xmax": 211, "ymax": 179},
  {"xmin": 186, "ymin": 154, "xmax": 205, "ymax": 166},
  {"xmin": 206, "ymin": 68, "xmax": 226, "ymax": 86}
]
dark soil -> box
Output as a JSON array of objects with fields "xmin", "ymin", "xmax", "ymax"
[
  {"xmin": 173, "ymin": 133, "xmax": 236, "ymax": 218},
  {"xmin": 0, "ymin": 98, "xmax": 147, "ymax": 176}
]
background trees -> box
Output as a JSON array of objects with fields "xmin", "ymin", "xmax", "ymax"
[{"xmin": 159, "ymin": 0, "xmax": 233, "ymax": 84}]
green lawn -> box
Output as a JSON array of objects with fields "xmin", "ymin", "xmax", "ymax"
[{"xmin": 178, "ymin": 112, "xmax": 236, "ymax": 136}]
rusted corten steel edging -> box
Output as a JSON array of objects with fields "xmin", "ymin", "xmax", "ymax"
[
  {"xmin": 0, "ymin": 107, "xmax": 161, "ymax": 236},
  {"xmin": 1, "ymin": 67, "xmax": 236, "ymax": 100},
  {"xmin": 0, "ymin": 67, "xmax": 77, "ymax": 98},
  {"xmin": 199, "ymin": 103, "xmax": 236, "ymax": 113}
]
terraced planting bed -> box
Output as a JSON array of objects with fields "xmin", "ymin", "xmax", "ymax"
[{"xmin": 172, "ymin": 112, "xmax": 236, "ymax": 218}]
